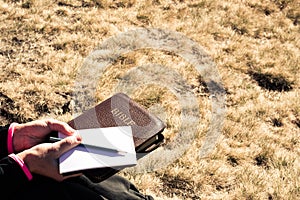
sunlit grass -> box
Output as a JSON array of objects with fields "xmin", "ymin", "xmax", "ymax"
[{"xmin": 0, "ymin": 0, "xmax": 299, "ymax": 199}]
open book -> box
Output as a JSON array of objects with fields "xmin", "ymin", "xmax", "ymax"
[
  {"xmin": 57, "ymin": 126, "xmax": 137, "ymax": 174},
  {"xmin": 53, "ymin": 93, "xmax": 165, "ymax": 182}
]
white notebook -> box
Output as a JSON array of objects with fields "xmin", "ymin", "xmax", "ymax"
[{"xmin": 58, "ymin": 126, "xmax": 137, "ymax": 174}]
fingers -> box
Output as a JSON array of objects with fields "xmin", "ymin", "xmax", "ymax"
[
  {"xmin": 53, "ymin": 133, "xmax": 82, "ymax": 157},
  {"xmin": 45, "ymin": 118, "xmax": 76, "ymax": 136},
  {"xmin": 52, "ymin": 134, "xmax": 83, "ymax": 181}
]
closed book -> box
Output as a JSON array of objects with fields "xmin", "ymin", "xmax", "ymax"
[{"xmin": 65, "ymin": 92, "xmax": 165, "ymax": 182}]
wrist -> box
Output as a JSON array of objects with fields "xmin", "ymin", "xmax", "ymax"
[
  {"xmin": 11, "ymin": 123, "xmax": 26, "ymax": 153},
  {"xmin": 17, "ymin": 149, "xmax": 35, "ymax": 173}
]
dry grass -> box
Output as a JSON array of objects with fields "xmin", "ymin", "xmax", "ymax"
[{"xmin": 0, "ymin": 0, "xmax": 299, "ymax": 199}]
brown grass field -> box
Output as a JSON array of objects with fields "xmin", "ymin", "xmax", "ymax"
[{"xmin": 0, "ymin": 0, "xmax": 299, "ymax": 199}]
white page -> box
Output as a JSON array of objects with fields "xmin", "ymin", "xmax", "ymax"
[{"xmin": 58, "ymin": 126, "xmax": 137, "ymax": 174}]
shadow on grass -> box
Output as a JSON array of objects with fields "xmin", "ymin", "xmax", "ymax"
[
  {"xmin": 0, "ymin": 92, "xmax": 31, "ymax": 124},
  {"xmin": 248, "ymin": 71, "xmax": 293, "ymax": 92},
  {"xmin": 158, "ymin": 172, "xmax": 200, "ymax": 199}
]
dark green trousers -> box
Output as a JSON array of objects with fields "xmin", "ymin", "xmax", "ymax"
[{"xmin": 11, "ymin": 174, "xmax": 154, "ymax": 200}]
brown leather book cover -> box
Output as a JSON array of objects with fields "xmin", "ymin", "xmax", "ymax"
[{"xmin": 66, "ymin": 92, "xmax": 165, "ymax": 182}]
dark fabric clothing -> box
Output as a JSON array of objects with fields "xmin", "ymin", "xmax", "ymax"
[
  {"xmin": 0, "ymin": 124, "xmax": 9, "ymax": 158},
  {"xmin": 0, "ymin": 125, "xmax": 154, "ymax": 200},
  {"xmin": 10, "ymin": 174, "xmax": 154, "ymax": 200},
  {"xmin": 0, "ymin": 125, "xmax": 30, "ymax": 192}
]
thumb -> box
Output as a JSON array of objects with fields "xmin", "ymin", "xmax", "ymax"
[{"xmin": 56, "ymin": 133, "xmax": 82, "ymax": 157}]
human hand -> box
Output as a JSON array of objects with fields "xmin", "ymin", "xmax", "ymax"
[
  {"xmin": 12, "ymin": 118, "xmax": 76, "ymax": 153},
  {"xmin": 17, "ymin": 133, "xmax": 82, "ymax": 181}
]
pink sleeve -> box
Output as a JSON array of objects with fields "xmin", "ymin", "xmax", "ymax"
[
  {"xmin": 7, "ymin": 122, "xmax": 18, "ymax": 154},
  {"xmin": 9, "ymin": 153, "xmax": 33, "ymax": 181}
]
